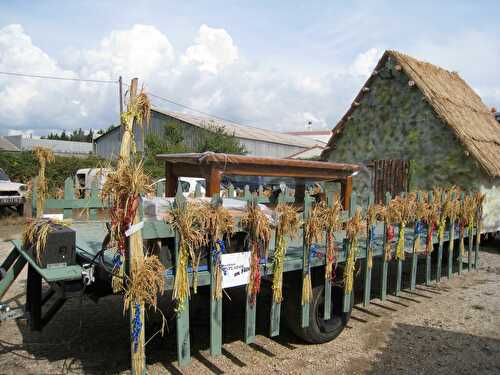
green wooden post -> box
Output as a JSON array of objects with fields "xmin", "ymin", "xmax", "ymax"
[
  {"xmin": 0, "ymin": 250, "xmax": 26, "ymax": 300},
  {"xmin": 363, "ymin": 192, "xmax": 375, "ymax": 307},
  {"xmin": 31, "ymin": 177, "xmax": 37, "ymax": 218},
  {"xmin": 244, "ymin": 195, "xmax": 257, "ymax": 344},
  {"xmin": 468, "ymin": 193, "xmax": 473, "ymax": 272},
  {"xmin": 174, "ymin": 184, "xmax": 191, "ymax": 366},
  {"xmin": 436, "ymin": 192, "xmax": 446, "ymax": 283},
  {"xmin": 89, "ymin": 180, "xmax": 98, "ymax": 220},
  {"xmin": 155, "ymin": 180, "xmax": 165, "ymax": 197},
  {"xmin": 63, "ymin": 177, "xmax": 74, "ymax": 219},
  {"xmin": 474, "ymin": 201, "xmax": 482, "ymax": 270},
  {"xmin": 194, "ymin": 182, "xmax": 202, "ymax": 198},
  {"xmin": 380, "ymin": 192, "xmax": 392, "ymax": 301},
  {"xmin": 270, "ymin": 192, "xmax": 285, "ymax": 336},
  {"xmin": 228, "ymin": 184, "xmax": 235, "ymax": 198},
  {"xmin": 425, "ymin": 191, "xmax": 433, "ymax": 286},
  {"xmin": 301, "ymin": 191, "xmax": 312, "ymax": 327},
  {"xmin": 458, "ymin": 192, "xmax": 465, "ymax": 275},
  {"xmin": 323, "ymin": 189, "xmax": 335, "ymax": 318},
  {"xmin": 209, "ymin": 193, "xmax": 223, "ymax": 356},
  {"xmin": 342, "ymin": 192, "xmax": 356, "ymax": 313},
  {"xmin": 447, "ymin": 192, "xmax": 456, "ymax": 278},
  {"xmin": 395, "ymin": 192, "xmax": 406, "ymax": 297},
  {"xmin": 410, "ymin": 192, "xmax": 422, "ymax": 290}
]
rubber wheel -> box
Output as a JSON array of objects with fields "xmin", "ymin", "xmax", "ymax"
[{"xmin": 285, "ymin": 282, "xmax": 351, "ymax": 344}]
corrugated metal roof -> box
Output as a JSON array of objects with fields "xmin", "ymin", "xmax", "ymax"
[
  {"xmin": 5, "ymin": 135, "xmax": 93, "ymax": 154},
  {"xmin": 0, "ymin": 137, "xmax": 20, "ymax": 151},
  {"xmin": 153, "ymin": 108, "xmax": 319, "ymax": 148}
]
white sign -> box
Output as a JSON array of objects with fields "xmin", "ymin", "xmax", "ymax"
[
  {"xmin": 125, "ymin": 221, "xmax": 144, "ymax": 237},
  {"xmin": 42, "ymin": 214, "xmax": 64, "ymax": 221},
  {"xmin": 221, "ymin": 251, "xmax": 251, "ymax": 289}
]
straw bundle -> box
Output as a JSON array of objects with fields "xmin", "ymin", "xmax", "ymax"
[
  {"xmin": 387, "ymin": 195, "xmax": 416, "ymax": 261},
  {"xmin": 377, "ymin": 205, "xmax": 395, "ymax": 261},
  {"xmin": 302, "ymin": 203, "xmax": 324, "ymax": 305},
  {"xmin": 101, "ymin": 161, "xmax": 152, "ymax": 292},
  {"xmin": 272, "ymin": 203, "xmax": 301, "ymax": 303},
  {"xmin": 343, "ymin": 208, "xmax": 364, "ymax": 294},
  {"xmin": 166, "ymin": 202, "xmax": 208, "ymax": 309},
  {"xmin": 423, "ymin": 197, "xmax": 440, "ymax": 255},
  {"xmin": 318, "ymin": 200, "xmax": 343, "ymax": 280},
  {"xmin": 474, "ymin": 192, "xmax": 486, "ymax": 246},
  {"xmin": 22, "ymin": 218, "xmax": 69, "ymax": 265},
  {"xmin": 241, "ymin": 199, "xmax": 272, "ymax": 304},
  {"xmin": 365, "ymin": 204, "xmax": 384, "ymax": 268},
  {"xmin": 202, "ymin": 202, "xmax": 235, "ymax": 300},
  {"xmin": 413, "ymin": 194, "xmax": 428, "ymax": 253},
  {"xmin": 437, "ymin": 188, "xmax": 459, "ymax": 244},
  {"xmin": 33, "ymin": 147, "xmax": 55, "ymax": 218}
]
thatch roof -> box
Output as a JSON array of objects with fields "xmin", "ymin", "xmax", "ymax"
[{"xmin": 322, "ymin": 50, "xmax": 500, "ymax": 177}]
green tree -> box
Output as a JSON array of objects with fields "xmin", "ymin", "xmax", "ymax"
[{"xmin": 196, "ymin": 125, "xmax": 247, "ymax": 154}]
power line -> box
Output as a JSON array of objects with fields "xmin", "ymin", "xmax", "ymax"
[{"xmin": 0, "ymin": 70, "xmax": 118, "ymax": 84}]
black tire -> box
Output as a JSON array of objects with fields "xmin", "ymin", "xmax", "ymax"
[
  {"xmin": 16, "ymin": 204, "xmax": 24, "ymax": 216},
  {"xmin": 285, "ymin": 280, "xmax": 351, "ymax": 344}
]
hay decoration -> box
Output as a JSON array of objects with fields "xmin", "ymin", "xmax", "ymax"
[
  {"xmin": 343, "ymin": 208, "xmax": 364, "ymax": 294},
  {"xmin": 319, "ymin": 199, "xmax": 343, "ymax": 280},
  {"xmin": 22, "ymin": 218, "xmax": 70, "ymax": 265},
  {"xmin": 474, "ymin": 192, "xmax": 486, "ymax": 246},
  {"xmin": 413, "ymin": 193, "xmax": 428, "ymax": 253},
  {"xmin": 387, "ymin": 195, "xmax": 416, "ymax": 261},
  {"xmin": 202, "ymin": 202, "xmax": 235, "ymax": 300},
  {"xmin": 377, "ymin": 205, "xmax": 395, "ymax": 261},
  {"xmin": 272, "ymin": 203, "xmax": 301, "ymax": 303},
  {"xmin": 101, "ymin": 161, "xmax": 153, "ymax": 292},
  {"xmin": 166, "ymin": 202, "xmax": 208, "ymax": 309},
  {"xmin": 240, "ymin": 199, "xmax": 272, "ymax": 304},
  {"xmin": 365, "ymin": 204, "xmax": 384, "ymax": 269},
  {"xmin": 423, "ymin": 197, "xmax": 440, "ymax": 255},
  {"xmin": 33, "ymin": 147, "xmax": 55, "ymax": 218},
  {"xmin": 302, "ymin": 203, "xmax": 324, "ymax": 305}
]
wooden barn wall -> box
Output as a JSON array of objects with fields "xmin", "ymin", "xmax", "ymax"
[{"xmin": 324, "ymin": 58, "xmax": 500, "ymax": 231}]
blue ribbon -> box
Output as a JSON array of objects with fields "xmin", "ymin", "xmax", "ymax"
[
  {"xmin": 415, "ymin": 220, "xmax": 424, "ymax": 236},
  {"xmin": 112, "ymin": 253, "xmax": 123, "ymax": 269},
  {"xmin": 369, "ymin": 225, "xmax": 376, "ymax": 243},
  {"xmin": 212, "ymin": 239, "xmax": 226, "ymax": 275},
  {"xmin": 132, "ymin": 302, "xmax": 142, "ymax": 352}
]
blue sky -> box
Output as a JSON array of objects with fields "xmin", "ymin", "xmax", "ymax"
[{"xmin": 0, "ymin": 1, "xmax": 499, "ymax": 136}]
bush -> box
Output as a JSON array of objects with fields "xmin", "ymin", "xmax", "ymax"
[{"xmin": 0, "ymin": 151, "xmax": 106, "ymax": 192}]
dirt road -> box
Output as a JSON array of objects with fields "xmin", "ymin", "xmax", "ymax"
[{"xmin": 1, "ymin": 223, "xmax": 499, "ymax": 374}]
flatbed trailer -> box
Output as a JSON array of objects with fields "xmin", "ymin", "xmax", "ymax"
[{"xmin": 0, "ymin": 153, "xmax": 482, "ymax": 370}]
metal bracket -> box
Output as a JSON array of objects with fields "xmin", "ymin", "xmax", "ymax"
[
  {"xmin": 0, "ymin": 303, "xmax": 25, "ymax": 322},
  {"xmin": 82, "ymin": 263, "xmax": 95, "ymax": 286}
]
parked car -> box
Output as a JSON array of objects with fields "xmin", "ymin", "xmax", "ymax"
[
  {"xmin": 75, "ymin": 168, "xmax": 111, "ymax": 197},
  {"xmin": 0, "ymin": 169, "xmax": 27, "ymax": 215},
  {"xmin": 151, "ymin": 177, "xmax": 206, "ymax": 197}
]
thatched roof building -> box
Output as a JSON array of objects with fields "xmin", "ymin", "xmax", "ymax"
[{"xmin": 322, "ymin": 50, "xmax": 500, "ymax": 231}]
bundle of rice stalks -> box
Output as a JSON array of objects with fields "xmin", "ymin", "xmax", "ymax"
[
  {"xmin": 457, "ymin": 195, "xmax": 476, "ymax": 261},
  {"xmin": 319, "ymin": 199, "xmax": 343, "ymax": 280},
  {"xmin": 438, "ymin": 188, "xmax": 460, "ymax": 244},
  {"xmin": 101, "ymin": 161, "xmax": 153, "ymax": 292},
  {"xmin": 302, "ymin": 203, "xmax": 324, "ymax": 305},
  {"xmin": 474, "ymin": 192, "xmax": 486, "ymax": 245},
  {"xmin": 166, "ymin": 202, "xmax": 208, "ymax": 310},
  {"xmin": 272, "ymin": 203, "xmax": 301, "ymax": 303},
  {"xmin": 413, "ymin": 193, "xmax": 428, "ymax": 253},
  {"xmin": 365, "ymin": 203, "xmax": 384, "ymax": 268},
  {"xmin": 22, "ymin": 218, "xmax": 69, "ymax": 265},
  {"xmin": 123, "ymin": 255, "xmax": 165, "ymax": 354},
  {"xmin": 377, "ymin": 205, "xmax": 395, "ymax": 261},
  {"xmin": 423, "ymin": 196, "xmax": 440, "ymax": 255},
  {"xmin": 33, "ymin": 147, "xmax": 55, "ymax": 218},
  {"xmin": 202, "ymin": 202, "xmax": 235, "ymax": 300},
  {"xmin": 343, "ymin": 208, "xmax": 364, "ymax": 294},
  {"xmin": 387, "ymin": 195, "xmax": 416, "ymax": 261},
  {"xmin": 241, "ymin": 199, "xmax": 272, "ymax": 304}
]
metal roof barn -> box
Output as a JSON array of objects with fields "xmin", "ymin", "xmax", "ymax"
[{"xmin": 94, "ymin": 108, "xmax": 319, "ymax": 159}]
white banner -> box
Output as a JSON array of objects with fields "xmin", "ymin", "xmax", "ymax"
[{"xmin": 221, "ymin": 251, "xmax": 251, "ymax": 289}]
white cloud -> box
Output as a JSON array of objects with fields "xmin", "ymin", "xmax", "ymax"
[
  {"xmin": 349, "ymin": 48, "xmax": 380, "ymax": 77},
  {"xmin": 182, "ymin": 24, "xmax": 238, "ymax": 74}
]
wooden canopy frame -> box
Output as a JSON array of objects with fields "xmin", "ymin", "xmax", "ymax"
[{"xmin": 157, "ymin": 152, "xmax": 359, "ymax": 209}]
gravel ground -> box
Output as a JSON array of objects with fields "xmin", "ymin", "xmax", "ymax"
[{"xmin": 0, "ymin": 223, "xmax": 499, "ymax": 375}]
